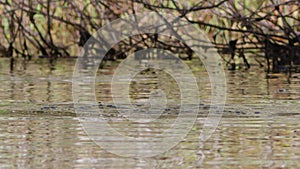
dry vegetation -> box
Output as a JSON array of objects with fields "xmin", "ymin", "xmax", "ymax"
[{"xmin": 0, "ymin": 0, "xmax": 299, "ymax": 72}]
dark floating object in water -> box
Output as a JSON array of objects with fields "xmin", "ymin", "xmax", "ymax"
[
  {"xmin": 98, "ymin": 102, "xmax": 104, "ymax": 107},
  {"xmin": 42, "ymin": 106, "xmax": 50, "ymax": 110},
  {"xmin": 236, "ymin": 111, "xmax": 240, "ymax": 114},
  {"xmin": 241, "ymin": 112, "xmax": 246, "ymax": 114},
  {"xmin": 278, "ymin": 88, "xmax": 289, "ymax": 93},
  {"xmin": 106, "ymin": 104, "xmax": 116, "ymax": 108},
  {"xmin": 254, "ymin": 111, "xmax": 260, "ymax": 114},
  {"xmin": 42, "ymin": 105, "xmax": 56, "ymax": 110}
]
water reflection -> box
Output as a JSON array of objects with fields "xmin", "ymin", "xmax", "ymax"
[
  {"xmin": 0, "ymin": 58, "xmax": 299, "ymax": 168},
  {"xmin": 1, "ymin": 58, "xmax": 299, "ymax": 106}
]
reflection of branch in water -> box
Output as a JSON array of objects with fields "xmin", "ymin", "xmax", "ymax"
[
  {"xmin": 197, "ymin": 142, "xmax": 205, "ymax": 168},
  {"xmin": 10, "ymin": 57, "xmax": 14, "ymax": 73}
]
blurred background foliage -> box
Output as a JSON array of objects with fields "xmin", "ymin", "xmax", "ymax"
[{"xmin": 0, "ymin": 0, "xmax": 299, "ymax": 71}]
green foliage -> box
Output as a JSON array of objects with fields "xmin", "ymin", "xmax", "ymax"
[
  {"xmin": 3, "ymin": 18, "xmax": 9, "ymax": 31},
  {"xmin": 36, "ymin": 3, "xmax": 42, "ymax": 11}
]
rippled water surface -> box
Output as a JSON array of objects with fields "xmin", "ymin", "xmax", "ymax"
[{"xmin": 0, "ymin": 58, "xmax": 300, "ymax": 168}]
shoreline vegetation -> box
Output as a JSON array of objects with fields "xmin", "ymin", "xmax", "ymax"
[{"xmin": 0, "ymin": 0, "xmax": 299, "ymax": 73}]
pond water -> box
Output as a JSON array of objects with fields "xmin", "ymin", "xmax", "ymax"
[{"xmin": 0, "ymin": 57, "xmax": 300, "ymax": 168}]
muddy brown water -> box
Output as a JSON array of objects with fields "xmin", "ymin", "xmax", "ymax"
[{"xmin": 0, "ymin": 58, "xmax": 299, "ymax": 168}]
